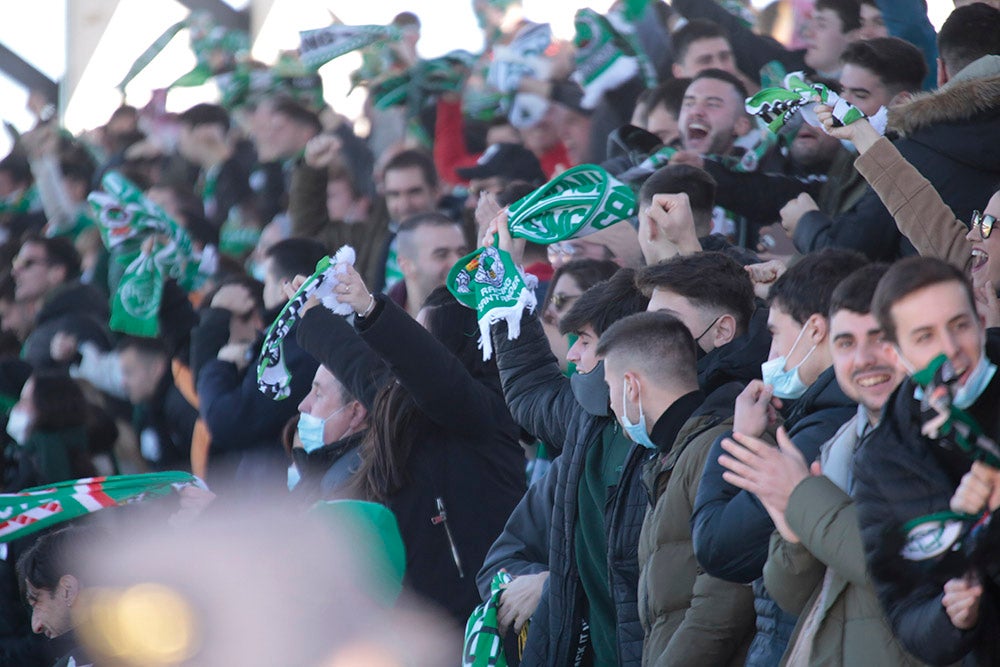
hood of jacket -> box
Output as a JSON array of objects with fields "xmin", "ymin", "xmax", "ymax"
[
  {"xmin": 887, "ymin": 72, "xmax": 1000, "ymax": 172},
  {"xmin": 697, "ymin": 306, "xmax": 771, "ymax": 395}
]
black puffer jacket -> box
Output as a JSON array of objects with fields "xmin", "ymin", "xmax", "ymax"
[
  {"xmin": 853, "ymin": 330, "xmax": 1000, "ymax": 666},
  {"xmin": 491, "ymin": 313, "xmax": 645, "ymax": 667},
  {"xmin": 692, "ymin": 367, "xmax": 857, "ymax": 667}
]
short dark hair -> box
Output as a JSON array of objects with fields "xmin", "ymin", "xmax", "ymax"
[
  {"xmin": 672, "ymin": 19, "xmax": 729, "ymax": 65},
  {"xmin": 815, "ymin": 0, "xmax": 862, "ymax": 32},
  {"xmin": 264, "ymin": 238, "xmax": 327, "ymax": 283},
  {"xmin": 828, "ymin": 263, "xmax": 889, "ymax": 318},
  {"xmin": 271, "ymin": 97, "xmax": 323, "ymax": 135},
  {"xmin": 937, "ymin": 3, "xmax": 1000, "ymax": 76},
  {"xmin": 639, "ymin": 164, "xmax": 717, "ymax": 235},
  {"xmin": 840, "ymin": 38, "xmax": 927, "ymax": 96},
  {"xmin": 117, "ymin": 335, "xmax": 168, "ymax": 359},
  {"xmin": 645, "ymin": 77, "xmax": 692, "ymax": 121},
  {"xmin": 23, "ymin": 235, "xmax": 81, "ymax": 281},
  {"xmin": 383, "ymin": 149, "xmax": 438, "ymax": 190},
  {"xmin": 30, "ymin": 372, "xmax": 88, "ymax": 433},
  {"xmin": 560, "ymin": 268, "xmax": 649, "ymax": 337},
  {"xmin": 17, "ymin": 526, "xmax": 94, "ymax": 592},
  {"xmin": 396, "ymin": 212, "xmax": 461, "ymax": 260},
  {"xmin": 690, "ymin": 68, "xmax": 748, "ymax": 102},
  {"xmin": 178, "ymin": 103, "xmax": 230, "ymax": 133},
  {"xmin": 636, "ymin": 252, "xmax": 755, "ymax": 335},
  {"xmin": 0, "ymin": 153, "xmax": 31, "ymax": 185},
  {"xmin": 768, "ymin": 250, "xmax": 868, "ymax": 324},
  {"xmin": 871, "ymin": 257, "xmax": 977, "ymax": 343},
  {"xmin": 597, "ymin": 311, "xmax": 699, "ymax": 387}
]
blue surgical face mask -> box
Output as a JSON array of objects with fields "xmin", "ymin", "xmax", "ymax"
[
  {"xmin": 297, "ymin": 404, "xmax": 350, "ymax": 453},
  {"xmin": 761, "ymin": 323, "xmax": 816, "ymax": 399},
  {"xmin": 904, "ymin": 345, "xmax": 997, "ymax": 410},
  {"xmin": 621, "ymin": 377, "xmax": 657, "ymax": 449},
  {"xmin": 287, "ymin": 464, "xmax": 301, "ymax": 491},
  {"xmin": 953, "ymin": 352, "xmax": 997, "ymax": 409}
]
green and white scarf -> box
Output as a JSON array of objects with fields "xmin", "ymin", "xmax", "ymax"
[
  {"xmin": 463, "ymin": 570, "xmax": 514, "ymax": 667},
  {"xmin": 0, "ymin": 472, "xmax": 204, "ymax": 543},
  {"xmin": 257, "ymin": 246, "xmax": 356, "ymax": 400},
  {"xmin": 117, "ymin": 10, "xmax": 249, "ymax": 94},
  {"xmin": 746, "ymin": 71, "xmax": 888, "ymax": 136},
  {"xmin": 572, "ymin": 8, "xmax": 655, "ymax": 110},
  {"xmin": 298, "ymin": 24, "xmax": 402, "ymax": 71},
  {"xmin": 447, "ymin": 165, "xmax": 637, "ymax": 360},
  {"xmin": 89, "ymin": 172, "xmax": 205, "ymax": 336}
]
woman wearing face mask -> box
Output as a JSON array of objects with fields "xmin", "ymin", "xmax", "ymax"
[
  {"xmin": 285, "ymin": 365, "xmax": 368, "ymax": 501},
  {"xmin": 294, "ymin": 273, "xmax": 526, "ymax": 629},
  {"xmin": 5, "ymin": 373, "xmax": 96, "ymax": 492}
]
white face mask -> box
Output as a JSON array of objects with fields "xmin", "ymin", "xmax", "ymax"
[{"xmin": 6, "ymin": 408, "xmax": 29, "ymax": 445}]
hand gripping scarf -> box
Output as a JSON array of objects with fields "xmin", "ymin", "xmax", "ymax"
[
  {"xmin": 0, "ymin": 472, "xmax": 204, "ymax": 543},
  {"xmin": 447, "ymin": 165, "xmax": 637, "ymax": 360},
  {"xmin": 256, "ymin": 246, "xmax": 356, "ymax": 400},
  {"xmin": 898, "ymin": 354, "xmax": 1000, "ymax": 567},
  {"xmin": 746, "ymin": 71, "xmax": 888, "ymax": 136},
  {"xmin": 88, "ymin": 172, "xmax": 205, "ymax": 337}
]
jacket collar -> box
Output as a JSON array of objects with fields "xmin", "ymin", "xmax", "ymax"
[{"xmin": 888, "ymin": 71, "xmax": 1000, "ymax": 137}]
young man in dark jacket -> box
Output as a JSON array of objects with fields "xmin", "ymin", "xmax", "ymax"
[
  {"xmin": 692, "ymin": 249, "xmax": 865, "ymax": 667},
  {"xmin": 854, "ymin": 257, "xmax": 1000, "ymax": 666},
  {"xmin": 599, "ymin": 312, "xmax": 755, "ymax": 666},
  {"xmin": 479, "ymin": 266, "xmax": 650, "ymax": 666}
]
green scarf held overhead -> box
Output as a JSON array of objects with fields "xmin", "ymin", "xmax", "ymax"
[
  {"xmin": 298, "ymin": 24, "xmax": 402, "ymax": 71},
  {"xmin": 257, "ymin": 246, "xmax": 357, "ymax": 401},
  {"xmin": 117, "ymin": 10, "xmax": 249, "ymax": 95},
  {"xmin": 0, "ymin": 472, "xmax": 204, "ymax": 543},
  {"xmin": 572, "ymin": 8, "xmax": 655, "ymax": 110},
  {"xmin": 110, "ymin": 247, "xmax": 163, "ymax": 337},
  {"xmin": 448, "ymin": 165, "xmax": 637, "ymax": 360},
  {"xmin": 89, "ymin": 172, "xmax": 205, "ymax": 336}
]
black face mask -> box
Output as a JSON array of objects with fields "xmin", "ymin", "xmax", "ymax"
[
  {"xmin": 570, "ymin": 360, "xmax": 610, "ymax": 417},
  {"xmin": 694, "ymin": 316, "xmax": 720, "ymax": 362}
]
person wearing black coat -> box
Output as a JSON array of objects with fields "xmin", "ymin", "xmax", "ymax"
[
  {"xmin": 853, "ymin": 257, "xmax": 1000, "ymax": 666},
  {"xmin": 296, "ymin": 279, "xmax": 525, "ymax": 628}
]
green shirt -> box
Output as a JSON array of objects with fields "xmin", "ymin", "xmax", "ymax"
[{"xmin": 575, "ymin": 421, "xmax": 633, "ymax": 665}]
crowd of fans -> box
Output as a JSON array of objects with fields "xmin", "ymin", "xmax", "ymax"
[{"xmin": 0, "ymin": 0, "xmax": 999, "ymax": 665}]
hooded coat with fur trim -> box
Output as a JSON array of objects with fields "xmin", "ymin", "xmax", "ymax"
[{"xmin": 794, "ymin": 67, "xmax": 1000, "ymax": 262}]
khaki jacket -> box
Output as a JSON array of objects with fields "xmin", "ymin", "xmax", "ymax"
[
  {"xmin": 638, "ymin": 412, "xmax": 755, "ymax": 666},
  {"xmin": 764, "ymin": 420, "xmax": 929, "ymax": 667}
]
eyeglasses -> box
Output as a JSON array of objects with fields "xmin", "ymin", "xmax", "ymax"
[
  {"xmin": 972, "ymin": 210, "xmax": 997, "ymax": 239},
  {"xmin": 550, "ymin": 293, "xmax": 581, "ymax": 311}
]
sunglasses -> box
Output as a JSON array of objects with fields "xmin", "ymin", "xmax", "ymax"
[
  {"xmin": 550, "ymin": 293, "xmax": 581, "ymax": 311},
  {"xmin": 13, "ymin": 257, "xmax": 47, "ymax": 272},
  {"xmin": 972, "ymin": 210, "xmax": 997, "ymax": 239}
]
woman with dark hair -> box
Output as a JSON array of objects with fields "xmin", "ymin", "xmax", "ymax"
[
  {"xmin": 540, "ymin": 258, "xmax": 619, "ymax": 373},
  {"xmin": 5, "ymin": 374, "xmax": 96, "ymax": 491},
  {"xmin": 294, "ymin": 267, "xmax": 525, "ymax": 628}
]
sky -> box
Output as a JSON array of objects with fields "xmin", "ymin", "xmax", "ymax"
[{"xmin": 0, "ymin": 0, "xmax": 959, "ymax": 156}]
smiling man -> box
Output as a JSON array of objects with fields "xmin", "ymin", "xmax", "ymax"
[
  {"xmin": 852, "ymin": 257, "xmax": 1000, "ymax": 666},
  {"xmin": 678, "ymin": 70, "xmax": 752, "ymax": 159},
  {"xmin": 715, "ymin": 264, "xmax": 916, "ymax": 665}
]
